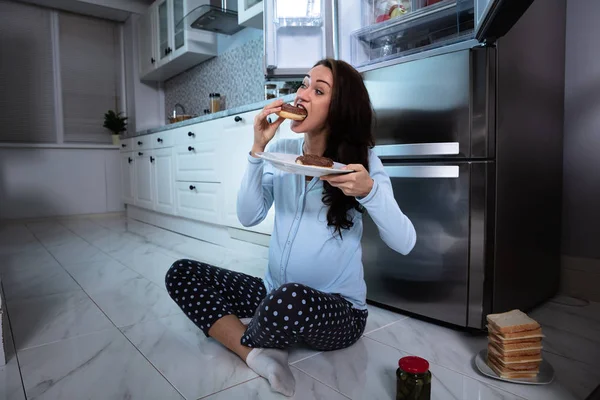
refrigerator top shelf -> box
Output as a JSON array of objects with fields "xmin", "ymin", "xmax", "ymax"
[
  {"xmin": 350, "ymin": 0, "xmax": 476, "ymax": 69},
  {"xmin": 355, "ymin": 0, "xmax": 459, "ymax": 43}
]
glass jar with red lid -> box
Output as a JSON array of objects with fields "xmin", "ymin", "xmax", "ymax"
[{"xmin": 396, "ymin": 356, "xmax": 432, "ymax": 400}]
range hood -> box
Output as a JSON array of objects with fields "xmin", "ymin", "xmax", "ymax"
[{"xmin": 177, "ymin": 0, "xmax": 244, "ymax": 35}]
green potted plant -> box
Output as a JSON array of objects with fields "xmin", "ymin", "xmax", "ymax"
[{"xmin": 103, "ymin": 110, "xmax": 128, "ymax": 146}]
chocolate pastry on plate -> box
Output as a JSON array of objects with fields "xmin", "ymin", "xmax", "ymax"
[{"xmin": 295, "ymin": 154, "xmax": 334, "ymax": 168}]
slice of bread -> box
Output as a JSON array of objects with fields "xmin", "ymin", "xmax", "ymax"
[
  {"xmin": 486, "ymin": 309, "xmax": 540, "ymax": 334},
  {"xmin": 488, "ymin": 343, "xmax": 542, "ymax": 357},
  {"xmin": 489, "ymin": 340, "xmax": 542, "ymax": 352},
  {"xmin": 488, "ymin": 354, "xmax": 541, "ymax": 371},
  {"xmin": 487, "ymin": 326, "xmax": 544, "ymax": 340},
  {"xmin": 489, "ymin": 332, "xmax": 543, "ymax": 344},
  {"xmin": 487, "ymin": 357, "xmax": 539, "ymax": 379},
  {"xmin": 488, "ymin": 345, "xmax": 542, "ymax": 364}
]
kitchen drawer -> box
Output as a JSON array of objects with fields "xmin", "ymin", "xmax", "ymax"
[
  {"xmin": 119, "ymin": 138, "xmax": 133, "ymax": 152},
  {"xmin": 222, "ymin": 110, "xmax": 258, "ymax": 131},
  {"xmin": 174, "ymin": 142, "xmax": 221, "ymax": 182},
  {"xmin": 133, "ymin": 136, "xmax": 152, "ymax": 151},
  {"xmin": 173, "ymin": 118, "xmax": 222, "ymax": 145},
  {"xmin": 175, "ymin": 181, "xmax": 222, "ymax": 225},
  {"xmin": 152, "ymin": 132, "xmax": 173, "ymax": 149}
]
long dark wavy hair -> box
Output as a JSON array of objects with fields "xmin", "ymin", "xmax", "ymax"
[{"xmin": 314, "ymin": 59, "xmax": 375, "ymax": 238}]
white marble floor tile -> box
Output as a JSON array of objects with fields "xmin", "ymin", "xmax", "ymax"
[
  {"xmin": 1, "ymin": 261, "xmax": 80, "ymax": 303},
  {"xmin": 366, "ymin": 317, "xmax": 486, "ymax": 377},
  {"xmin": 542, "ymin": 351, "xmax": 600, "ymax": 400},
  {"xmin": 121, "ymin": 314, "xmax": 257, "ymax": 399},
  {"xmin": 204, "ymin": 367, "xmax": 350, "ymax": 400},
  {"xmin": 45, "ymin": 237, "xmax": 111, "ymax": 266},
  {"xmin": 288, "ymin": 345, "xmax": 322, "ymax": 365},
  {"xmin": 24, "ymin": 221, "xmax": 66, "ymax": 236},
  {"xmin": 62, "ymin": 258, "xmax": 142, "ymax": 294},
  {"xmin": 18, "ymin": 328, "xmax": 184, "ymax": 400},
  {"xmin": 169, "ymin": 239, "xmax": 230, "ymax": 268},
  {"xmin": 363, "ymin": 305, "xmax": 409, "ymax": 335},
  {"xmin": 88, "ymin": 275, "xmax": 181, "ymax": 327},
  {"xmin": 0, "ymin": 318, "xmax": 26, "ymax": 400},
  {"xmin": 537, "ymin": 323, "xmax": 600, "ymax": 368},
  {"xmin": 92, "ymin": 216, "xmax": 129, "ymax": 232},
  {"xmin": 26, "ymin": 221, "xmax": 80, "ymax": 248},
  {"xmin": 294, "ymin": 336, "xmax": 521, "ymax": 400},
  {"xmin": 88, "ymin": 231, "xmax": 148, "ymax": 254},
  {"xmin": 0, "ymin": 248, "xmax": 58, "ymax": 272},
  {"xmin": 0, "ymin": 224, "xmax": 43, "ymax": 255},
  {"xmin": 114, "ymin": 243, "xmax": 179, "ymax": 286},
  {"xmin": 8, "ymin": 290, "xmax": 113, "ymax": 351}
]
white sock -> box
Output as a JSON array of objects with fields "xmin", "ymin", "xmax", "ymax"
[{"xmin": 246, "ymin": 348, "xmax": 296, "ymax": 397}]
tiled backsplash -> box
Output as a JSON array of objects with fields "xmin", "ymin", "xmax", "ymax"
[{"xmin": 164, "ymin": 36, "xmax": 264, "ymax": 118}]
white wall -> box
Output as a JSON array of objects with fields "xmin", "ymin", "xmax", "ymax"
[
  {"xmin": 561, "ymin": 0, "xmax": 600, "ymax": 301},
  {"xmin": 0, "ymin": 148, "xmax": 123, "ymax": 219}
]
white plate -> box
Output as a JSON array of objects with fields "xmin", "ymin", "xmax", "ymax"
[
  {"xmin": 475, "ymin": 349, "xmax": 554, "ymax": 385},
  {"xmin": 256, "ymin": 152, "xmax": 354, "ymax": 177}
]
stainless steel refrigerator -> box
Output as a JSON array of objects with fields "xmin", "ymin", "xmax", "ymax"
[{"xmin": 360, "ymin": 0, "xmax": 565, "ymax": 329}]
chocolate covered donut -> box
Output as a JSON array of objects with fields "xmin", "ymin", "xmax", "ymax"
[
  {"xmin": 277, "ymin": 104, "xmax": 308, "ymax": 121},
  {"xmin": 295, "ymin": 154, "xmax": 334, "ymax": 168}
]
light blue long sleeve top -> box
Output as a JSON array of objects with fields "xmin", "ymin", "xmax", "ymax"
[{"xmin": 237, "ymin": 137, "xmax": 416, "ymax": 309}]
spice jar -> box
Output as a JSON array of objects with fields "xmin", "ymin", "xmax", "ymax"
[
  {"xmin": 265, "ymin": 84, "xmax": 277, "ymax": 100},
  {"xmin": 209, "ymin": 93, "xmax": 221, "ymax": 113},
  {"xmin": 396, "ymin": 356, "xmax": 431, "ymax": 400},
  {"xmin": 278, "ymin": 87, "xmax": 291, "ymax": 97}
]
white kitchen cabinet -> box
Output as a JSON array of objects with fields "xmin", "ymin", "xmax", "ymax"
[
  {"xmin": 120, "ymin": 152, "xmax": 136, "ymax": 205},
  {"xmin": 174, "ymin": 141, "xmax": 221, "ymax": 183},
  {"xmin": 134, "ymin": 150, "xmax": 154, "ymax": 209},
  {"xmin": 238, "ymin": 0, "xmax": 263, "ymax": 29},
  {"xmin": 221, "ymin": 110, "xmax": 276, "ymax": 235},
  {"xmin": 138, "ymin": 4, "xmax": 158, "ymax": 78},
  {"xmin": 151, "ymin": 148, "xmax": 176, "ymax": 214},
  {"xmin": 175, "ymin": 181, "xmax": 222, "ymax": 224},
  {"xmin": 140, "ymin": 0, "xmax": 218, "ymax": 82}
]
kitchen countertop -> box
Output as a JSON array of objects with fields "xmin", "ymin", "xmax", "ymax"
[{"xmin": 127, "ymin": 94, "xmax": 297, "ymax": 138}]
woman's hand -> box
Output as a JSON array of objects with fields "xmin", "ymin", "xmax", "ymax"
[
  {"xmin": 251, "ymin": 99, "xmax": 286, "ymax": 156},
  {"xmin": 320, "ymin": 164, "xmax": 374, "ymax": 198}
]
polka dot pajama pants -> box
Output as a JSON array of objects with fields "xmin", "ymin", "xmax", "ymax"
[{"xmin": 165, "ymin": 259, "xmax": 368, "ymax": 351}]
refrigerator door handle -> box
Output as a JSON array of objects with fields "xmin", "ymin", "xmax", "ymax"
[
  {"xmin": 374, "ymin": 142, "xmax": 460, "ymax": 158},
  {"xmin": 383, "ymin": 165, "xmax": 460, "ymax": 179}
]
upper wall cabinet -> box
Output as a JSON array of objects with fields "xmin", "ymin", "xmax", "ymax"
[
  {"xmin": 138, "ymin": 0, "xmax": 218, "ymax": 81},
  {"xmin": 238, "ymin": 0, "xmax": 263, "ymax": 29}
]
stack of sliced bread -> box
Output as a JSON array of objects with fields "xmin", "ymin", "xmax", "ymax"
[{"xmin": 486, "ymin": 309, "xmax": 544, "ymax": 379}]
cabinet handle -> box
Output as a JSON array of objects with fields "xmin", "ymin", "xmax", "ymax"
[
  {"xmin": 137, "ymin": 141, "xmax": 143, "ymax": 145},
  {"xmin": 188, "ymin": 131, "xmax": 195, "ymax": 137},
  {"xmin": 188, "ymin": 146, "xmax": 194, "ymax": 151},
  {"xmin": 121, "ymin": 143, "xmax": 127, "ymax": 148},
  {"xmin": 234, "ymin": 116, "xmax": 242, "ymax": 122},
  {"xmin": 157, "ymin": 138, "xmax": 163, "ymax": 143},
  {"xmin": 138, "ymin": 152, "xmax": 143, "ymax": 156},
  {"xmin": 150, "ymin": 156, "xmax": 155, "ymax": 163},
  {"xmin": 189, "ymin": 185, "xmax": 196, "ymax": 190},
  {"xmin": 151, "ymin": 57, "xmax": 155, "ymax": 64},
  {"xmin": 128, "ymin": 157, "xmax": 133, "ymax": 163},
  {"xmin": 164, "ymin": 48, "xmax": 168, "ymax": 55}
]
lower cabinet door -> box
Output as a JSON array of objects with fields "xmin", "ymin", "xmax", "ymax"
[
  {"xmin": 152, "ymin": 148, "xmax": 175, "ymax": 214},
  {"xmin": 134, "ymin": 151, "xmax": 154, "ymax": 209},
  {"xmin": 175, "ymin": 181, "xmax": 222, "ymax": 225}
]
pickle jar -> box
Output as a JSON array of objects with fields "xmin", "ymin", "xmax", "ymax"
[{"xmin": 396, "ymin": 356, "xmax": 432, "ymax": 400}]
